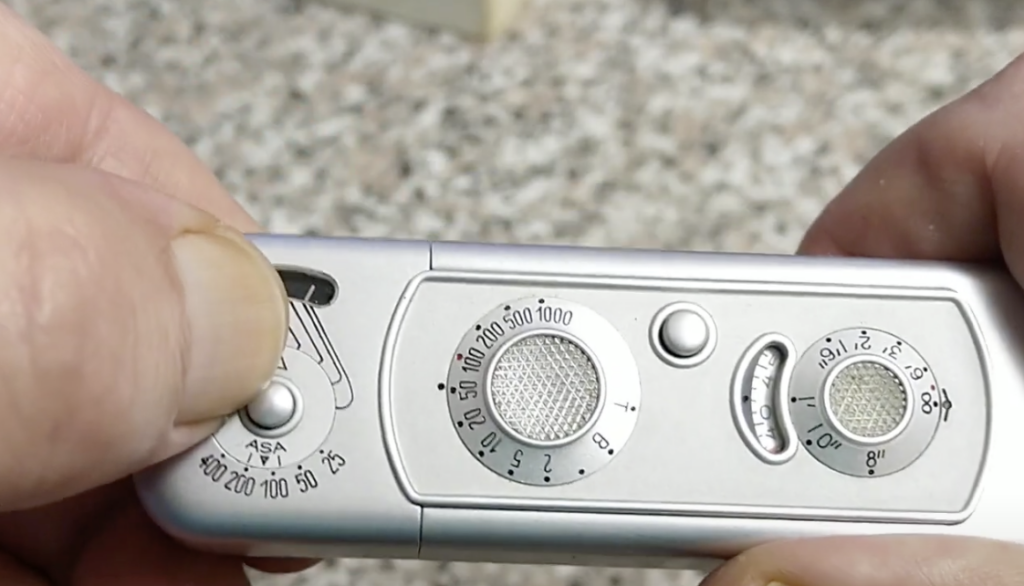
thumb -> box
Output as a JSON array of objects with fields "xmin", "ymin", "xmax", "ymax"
[
  {"xmin": 700, "ymin": 534, "xmax": 1024, "ymax": 586},
  {"xmin": 0, "ymin": 158, "xmax": 288, "ymax": 510}
]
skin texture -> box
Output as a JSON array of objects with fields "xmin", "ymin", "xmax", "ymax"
[
  {"xmin": 0, "ymin": 4, "xmax": 318, "ymax": 584},
  {"xmin": 700, "ymin": 51, "xmax": 1024, "ymax": 586}
]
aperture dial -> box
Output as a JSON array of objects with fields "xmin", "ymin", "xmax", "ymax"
[{"xmin": 446, "ymin": 297, "xmax": 641, "ymax": 487}]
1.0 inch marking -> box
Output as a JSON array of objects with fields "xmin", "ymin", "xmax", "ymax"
[
  {"xmin": 446, "ymin": 296, "xmax": 642, "ymax": 487},
  {"xmin": 196, "ymin": 447, "xmax": 346, "ymax": 501}
]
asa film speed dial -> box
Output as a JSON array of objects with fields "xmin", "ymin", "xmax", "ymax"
[
  {"xmin": 446, "ymin": 297, "xmax": 642, "ymax": 487},
  {"xmin": 203, "ymin": 346, "xmax": 346, "ymax": 501},
  {"xmin": 789, "ymin": 327, "xmax": 943, "ymax": 478}
]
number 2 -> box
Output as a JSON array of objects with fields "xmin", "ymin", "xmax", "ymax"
[{"xmin": 322, "ymin": 450, "xmax": 346, "ymax": 475}]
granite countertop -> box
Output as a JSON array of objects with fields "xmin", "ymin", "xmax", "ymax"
[{"xmin": 13, "ymin": 0, "xmax": 1024, "ymax": 584}]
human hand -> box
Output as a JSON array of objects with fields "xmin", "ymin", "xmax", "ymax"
[
  {"xmin": 0, "ymin": 5, "xmax": 318, "ymax": 584},
  {"xmin": 699, "ymin": 53, "xmax": 1024, "ymax": 586}
]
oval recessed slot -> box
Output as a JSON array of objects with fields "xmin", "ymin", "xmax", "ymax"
[
  {"xmin": 730, "ymin": 333, "xmax": 799, "ymax": 465},
  {"xmin": 276, "ymin": 265, "xmax": 338, "ymax": 307}
]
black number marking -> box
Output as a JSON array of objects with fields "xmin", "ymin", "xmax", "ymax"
[
  {"xmin": 857, "ymin": 333, "xmax": 871, "ymax": 350},
  {"xmin": 816, "ymin": 339, "xmax": 850, "ymax": 369},
  {"xmin": 480, "ymin": 431, "xmax": 501, "ymax": 453},
  {"xmin": 199, "ymin": 456, "xmax": 229, "ymax": 482},
  {"xmin": 905, "ymin": 365, "xmax": 926, "ymax": 381},
  {"xmin": 224, "ymin": 471, "xmax": 256, "ymax": 496},
  {"xmin": 461, "ymin": 346, "xmax": 486, "ymax": 372},
  {"xmin": 260, "ymin": 477, "xmax": 290, "ymax": 500},
  {"xmin": 543, "ymin": 454, "xmax": 553, "ymax": 474},
  {"xmin": 321, "ymin": 450, "xmax": 346, "ymax": 475},
  {"xmin": 457, "ymin": 379, "xmax": 478, "ymax": 401},
  {"xmin": 463, "ymin": 407, "xmax": 487, "ymax": 430},
  {"xmin": 921, "ymin": 391, "xmax": 933, "ymax": 415},
  {"xmin": 475, "ymin": 322, "xmax": 505, "ymax": 349},
  {"xmin": 295, "ymin": 469, "xmax": 320, "ymax": 493},
  {"xmin": 511, "ymin": 449, "xmax": 523, "ymax": 469},
  {"xmin": 883, "ymin": 344, "xmax": 902, "ymax": 360},
  {"xmin": 815, "ymin": 432, "xmax": 842, "ymax": 450},
  {"xmin": 866, "ymin": 449, "xmax": 886, "ymax": 469},
  {"xmin": 503, "ymin": 308, "xmax": 534, "ymax": 330},
  {"xmin": 537, "ymin": 305, "xmax": 573, "ymax": 326}
]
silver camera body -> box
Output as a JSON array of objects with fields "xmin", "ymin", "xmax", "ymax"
[{"xmin": 134, "ymin": 235, "xmax": 1024, "ymax": 570}]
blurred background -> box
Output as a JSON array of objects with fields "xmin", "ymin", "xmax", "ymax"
[{"xmin": 14, "ymin": 0, "xmax": 1024, "ymax": 584}]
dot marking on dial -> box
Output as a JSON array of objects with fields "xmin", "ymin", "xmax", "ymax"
[{"xmin": 446, "ymin": 297, "xmax": 641, "ymax": 487}]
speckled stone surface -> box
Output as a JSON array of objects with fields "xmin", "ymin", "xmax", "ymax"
[{"xmin": 12, "ymin": 0, "xmax": 1024, "ymax": 584}]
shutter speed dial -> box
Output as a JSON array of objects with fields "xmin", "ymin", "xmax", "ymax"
[
  {"xmin": 446, "ymin": 297, "xmax": 641, "ymax": 487},
  {"xmin": 789, "ymin": 328, "xmax": 943, "ymax": 478}
]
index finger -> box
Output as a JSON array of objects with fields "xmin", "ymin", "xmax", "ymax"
[
  {"xmin": 0, "ymin": 4, "xmax": 257, "ymax": 230},
  {"xmin": 798, "ymin": 52, "xmax": 1024, "ymax": 284}
]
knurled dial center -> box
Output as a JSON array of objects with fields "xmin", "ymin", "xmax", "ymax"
[
  {"xmin": 488, "ymin": 334, "xmax": 602, "ymax": 445},
  {"xmin": 827, "ymin": 360, "xmax": 908, "ymax": 439}
]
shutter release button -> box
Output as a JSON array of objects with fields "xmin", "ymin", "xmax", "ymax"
[{"xmin": 660, "ymin": 309, "xmax": 710, "ymax": 358}]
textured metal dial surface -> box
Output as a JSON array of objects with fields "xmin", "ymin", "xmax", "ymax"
[
  {"xmin": 789, "ymin": 328, "xmax": 942, "ymax": 478},
  {"xmin": 215, "ymin": 347, "xmax": 336, "ymax": 469},
  {"xmin": 488, "ymin": 334, "xmax": 602, "ymax": 445},
  {"xmin": 446, "ymin": 297, "xmax": 641, "ymax": 486},
  {"xmin": 827, "ymin": 361, "xmax": 908, "ymax": 439}
]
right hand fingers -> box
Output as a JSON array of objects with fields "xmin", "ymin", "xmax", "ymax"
[
  {"xmin": 0, "ymin": 3, "xmax": 257, "ymax": 230},
  {"xmin": 699, "ymin": 534, "xmax": 1024, "ymax": 586},
  {"xmin": 797, "ymin": 51, "xmax": 1024, "ymax": 276},
  {"xmin": 0, "ymin": 157, "xmax": 287, "ymax": 511}
]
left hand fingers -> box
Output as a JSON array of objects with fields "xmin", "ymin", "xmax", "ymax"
[
  {"xmin": 0, "ymin": 3, "xmax": 256, "ymax": 230},
  {"xmin": 699, "ymin": 534, "xmax": 1024, "ymax": 586},
  {"xmin": 1, "ymin": 7, "xmax": 323, "ymax": 575}
]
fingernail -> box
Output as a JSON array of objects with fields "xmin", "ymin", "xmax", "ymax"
[{"xmin": 171, "ymin": 224, "xmax": 288, "ymax": 423}]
